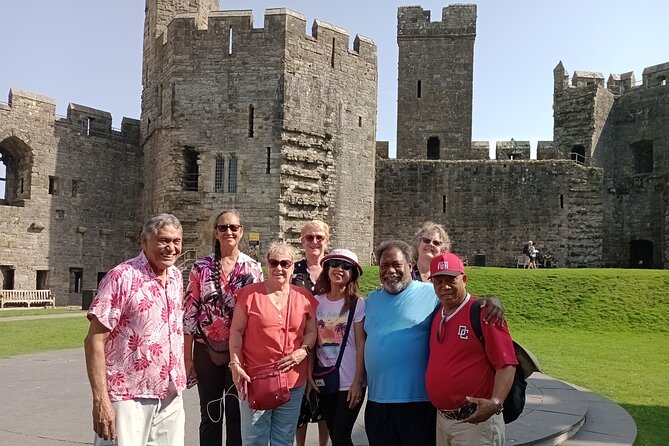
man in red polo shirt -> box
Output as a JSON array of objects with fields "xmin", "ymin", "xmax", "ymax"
[{"xmin": 425, "ymin": 252, "xmax": 517, "ymax": 445}]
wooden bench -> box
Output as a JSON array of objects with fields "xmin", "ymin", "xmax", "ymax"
[{"xmin": 0, "ymin": 290, "xmax": 55, "ymax": 308}]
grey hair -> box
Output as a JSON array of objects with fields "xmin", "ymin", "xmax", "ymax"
[
  {"xmin": 412, "ymin": 221, "xmax": 451, "ymax": 260},
  {"xmin": 141, "ymin": 213, "xmax": 182, "ymax": 240},
  {"xmin": 266, "ymin": 240, "xmax": 299, "ymax": 263},
  {"xmin": 375, "ymin": 240, "xmax": 414, "ymax": 265}
]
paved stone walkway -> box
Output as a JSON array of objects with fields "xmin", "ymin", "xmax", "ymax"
[{"xmin": 0, "ymin": 348, "xmax": 636, "ymax": 445}]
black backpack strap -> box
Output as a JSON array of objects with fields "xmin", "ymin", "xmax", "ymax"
[
  {"xmin": 469, "ymin": 298, "xmax": 485, "ymax": 344},
  {"xmin": 334, "ymin": 299, "xmax": 358, "ymax": 369}
]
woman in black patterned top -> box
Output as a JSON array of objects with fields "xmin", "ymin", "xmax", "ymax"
[{"xmin": 293, "ymin": 220, "xmax": 330, "ymax": 446}]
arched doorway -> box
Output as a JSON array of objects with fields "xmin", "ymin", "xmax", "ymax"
[{"xmin": 630, "ymin": 240, "xmax": 653, "ymax": 268}]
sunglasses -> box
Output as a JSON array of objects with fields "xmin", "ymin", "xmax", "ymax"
[
  {"xmin": 216, "ymin": 224, "xmax": 242, "ymax": 233},
  {"xmin": 421, "ymin": 237, "xmax": 443, "ymax": 247},
  {"xmin": 326, "ymin": 259, "xmax": 354, "ymax": 271},
  {"xmin": 268, "ymin": 259, "xmax": 293, "ymax": 269},
  {"xmin": 304, "ymin": 234, "xmax": 325, "ymax": 243}
]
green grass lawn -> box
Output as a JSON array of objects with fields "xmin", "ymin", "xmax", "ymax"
[
  {"xmin": 0, "ymin": 308, "xmax": 85, "ymax": 318},
  {"xmin": 0, "ymin": 267, "xmax": 666, "ymax": 444}
]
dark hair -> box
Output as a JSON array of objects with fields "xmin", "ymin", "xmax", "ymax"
[
  {"xmin": 313, "ymin": 261, "xmax": 360, "ymax": 316},
  {"xmin": 212, "ymin": 209, "xmax": 243, "ymax": 299},
  {"xmin": 375, "ymin": 240, "xmax": 413, "ymax": 266}
]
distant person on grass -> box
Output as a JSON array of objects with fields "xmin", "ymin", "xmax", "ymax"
[
  {"xmin": 84, "ymin": 214, "xmax": 186, "ymax": 446},
  {"xmin": 426, "ymin": 252, "xmax": 517, "ymax": 446}
]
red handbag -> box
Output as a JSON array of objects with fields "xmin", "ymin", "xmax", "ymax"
[{"xmin": 246, "ymin": 291, "xmax": 293, "ymax": 410}]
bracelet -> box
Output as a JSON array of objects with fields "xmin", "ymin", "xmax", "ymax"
[
  {"xmin": 228, "ymin": 362, "xmax": 240, "ymax": 369},
  {"xmin": 301, "ymin": 345, "xmax": 311, "ymax": 355}
]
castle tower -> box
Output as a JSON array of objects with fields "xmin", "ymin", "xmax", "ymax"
[
  {"xmin": 139, "ymin": 2, "xmax": 377, "ymax": 262},
  {"xmin": 396, "ymin": 5, "xmax": 476, "ymax": 160}
]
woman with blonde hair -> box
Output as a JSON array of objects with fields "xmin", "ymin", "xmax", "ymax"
[
  {"xmin": 183, "ymin": 209, "xmax": 264, "ymax": 446},
  {"xmin": 293, "ymin": 220, "xmax": 331, "ymax": 446},
  {"xmin": 412, "ymin": 221, "xmax": 451, "ymax": 282},
  {"xmin": 229, "ymin": 241, "xmax": 318, "ymax": 445}
]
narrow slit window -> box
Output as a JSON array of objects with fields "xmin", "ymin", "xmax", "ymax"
[
  {"xmin": 417, "ymin": 80, "xmax": 422, "ymax": 98},
  {"xmin": 214, "ymin": 156, "xmax": 225, "ymax": 192},
  {"xmin": 228, "ymin": 26, "xmax": 233, "ymax": 55},
  {"xmin": 266, "ymin": 147, "xmax": 271, "ymax": 174},
  {"xmin": 248, "ymin": 105, "xmax": 255, "ymax": 138},
  {"xmin": 442, "ymin": 195, "xmax": 447, "ymax": 213},
  {"xmin": 183, "ymin": 148, "xmax": 199, "ymax": 191},
  {"xmin": 331, "ymin": 38, "xmax": 336, "ymax": 68},
  {"xmin": 228, "ymin": 155, "xmax": 238, "ymax": 193},
  {"xmin": 358, "ymin": 117, "xmax": 363, "ymax": 127},
  {"xmin": 560, "ymin": 194, "xmax": 564, "ymax": 209},
  {"xmin": 85, "ymin": 117, "xmax": 95, "ymax": 136}
]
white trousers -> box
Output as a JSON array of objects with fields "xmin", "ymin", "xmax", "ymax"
[
  {"xmin": 93, "ymin": 394, "xmax": 185, "ymax": 446},
  {"xmin": 437, "ymin": 411, "xmax": 504, "ymax": 446}
]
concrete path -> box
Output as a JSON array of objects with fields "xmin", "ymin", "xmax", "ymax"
[{"xmin": 0, "ymin": 348, "xmax": 636, "ymax": 445}]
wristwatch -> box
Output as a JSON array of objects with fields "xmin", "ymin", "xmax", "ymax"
[
  {"xmin": 490, "ymin": 397, "xmax": 503, "ymax": 414},
  {"xmin": 301, "ymin": 345, "xmax": 311, "ymax": 355}
]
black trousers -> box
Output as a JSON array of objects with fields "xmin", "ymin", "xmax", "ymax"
[
  {"xmin": 364, "ymin": 401, "xmax": 436, "ymax": 446},
  {"xmin": 319, "ymin": 389, "xmax": 366, "ymax": 446},
  {"xmin": 193, "ymin": 342, "xmax": 242, "ymax": 446}
]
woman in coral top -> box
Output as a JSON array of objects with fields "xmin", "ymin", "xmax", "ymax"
[
  {"xmin": 229, "ymin": 241, "xmax": 318, "ymax": 446},
  {"xmin": 183, "ymin": 209, "xmax": 263, "ymax": 446}
]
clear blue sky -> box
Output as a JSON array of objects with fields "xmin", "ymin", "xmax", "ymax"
[{"xmin": 0, "ymin": 0, "xmax": 667, "ymax": 158}]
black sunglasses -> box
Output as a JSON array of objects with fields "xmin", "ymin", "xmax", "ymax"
[
  {"xmin": 304, "ymin": 234, "xmax": 325, "ymax": 242},
  {"xmin": 216, "ymin": 224, "xmax": 242, "ymax": 233},
  {"xmin": 327, "ymin": 259, "xmax": 354, "ymax": 271},
  {"xmin": 421, "ymin": 237, "xmax": 443, "ymax": 247},
  {"xmin": 268, "ymin": 259, "xmax": 293, "ymax": 269}
]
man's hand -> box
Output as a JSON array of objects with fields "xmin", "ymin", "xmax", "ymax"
[
  {"xmin": 92, "ymin": 396, "xmax": 116, "ymax": 441},
  {"xmin": 461, "ymin": 396, "xmax": 499, "ymax": 424},
  {"xmin": 480, "ymin": 296, "xmax": 504, "ymax": 324}
]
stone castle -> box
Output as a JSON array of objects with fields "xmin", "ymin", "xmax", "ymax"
[{"xmin": 1, "ymin": 1, "xmax": 667, "ymax": 305}]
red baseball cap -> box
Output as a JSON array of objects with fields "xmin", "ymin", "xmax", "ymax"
[{"xmin": 429, "ymin": 252, "xmax": 465, "ymax": 279}]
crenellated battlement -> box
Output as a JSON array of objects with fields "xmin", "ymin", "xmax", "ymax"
[
  {"xmin": 555, "ymin": 60, "xmax": 669, "ymax": 96},
  {"xmin": 398, "ymin": 4, "xmax": 476, "ymax": 39},
  {"xmin": 153, "ymin": 8, "xmax": 375, "ymax": 59}
]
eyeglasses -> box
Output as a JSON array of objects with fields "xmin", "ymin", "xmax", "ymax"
[
  {"xmin": 304, "ymin": 234, "xmax": 325, "ymax": 243},
  {"xmin": 327, "ymin": 259, "xmax": 354, "ymax": 271},
  {"xmin": 268, "ymin": 259, "xmax": 293, "ymax": 269},
  {"xmin": 216, "ymin": 224, "xmax": 242, "ymax": 233},
  {"xmin": 421, "ymin": 237, "xmax": 443, "ymax": 247}
]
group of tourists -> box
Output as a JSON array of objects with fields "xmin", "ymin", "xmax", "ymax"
[{"xmin": 84, "ymin": 211, "xmax": 518, "ymax": 446}]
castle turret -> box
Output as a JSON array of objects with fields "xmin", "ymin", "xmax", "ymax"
[{"xmin": 396, "ymin": 5, "xmax": 476, "ymax": 160}]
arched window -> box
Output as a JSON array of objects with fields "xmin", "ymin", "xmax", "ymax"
[
  {"xmin": 0, "ymin": 137, "xmax": 32, "ymax": 206},
  {"xmin": 427, "ymin": 136, "xmax": 440, "ymax": 160}
]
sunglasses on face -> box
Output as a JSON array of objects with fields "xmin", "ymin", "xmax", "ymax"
[
  {"xmin": 268, "ymin": 259, "xmax": 293, "ymax": 269},
  {"xmin": 421, "ymin": 237, "xmax": 443, "ymax": 247},
  {"xmin": 304, "ymin": 234, "xmax": 325, "ymax": 243},
  {"xmin": 327, "ymin": 259, "xmax": 354, "ymax": 271},
  {"xmin": 216, "ymin": 224, "xmax": 242, "ymax": 233}
]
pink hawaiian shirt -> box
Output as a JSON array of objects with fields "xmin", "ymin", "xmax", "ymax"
[{"xmin": 87, "ymin": 251, "xmax": 186, "ymax": 402}]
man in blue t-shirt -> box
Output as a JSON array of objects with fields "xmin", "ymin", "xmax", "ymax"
[
  {"xmin": 364, "ymin": 240, "xmax": 438, "ymax": 446},
  {"xmin": 365, "ymin": 240, "xmax": 503, "ymax": 446}
]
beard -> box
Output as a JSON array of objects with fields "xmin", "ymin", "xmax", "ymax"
[{"xmin": 382, "ymin": 273, "xmax": 411, "ymax": 295}]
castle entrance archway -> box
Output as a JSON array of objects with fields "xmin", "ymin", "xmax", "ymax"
[{"xmin": 630, "ymin": 239, "xmax": 653, "ymax": 268}]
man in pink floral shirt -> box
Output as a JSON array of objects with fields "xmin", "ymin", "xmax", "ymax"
[{"xmin": 84, "ymin": 214, "xmax": 187, "ymax": 446}]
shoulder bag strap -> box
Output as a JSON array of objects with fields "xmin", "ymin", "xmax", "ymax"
[
  {"xmin": 281, "ymin": 288, "xmax": 293, "ymax": 355},
  {"xmin": 334, "ymin": 299, "xmax": 358, "ymax": 369},
  {"xmin": 469, "ymin": 298, "xmax": 485, "ymax": 345}
]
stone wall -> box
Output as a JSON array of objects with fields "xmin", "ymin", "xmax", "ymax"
[
  {"xmin": 0, "ymin": 90, "xmax": 141, "ymax": 305},
  {"xmin": 598, "ymin": 83, "xmax": 669, "ymax": 267},
  {"xmin": 141, "ymin": 3, "xmax": 377, "ymax": 263},
  {"xmin": 396, "ymin": 5, "xmax": 476, "ymax": 160},
  {"xmin": 374, "ymin": 159, "xmax": 603, "ymax": 268}
]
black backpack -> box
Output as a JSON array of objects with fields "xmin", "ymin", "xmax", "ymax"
[{"xmin": 469, "ymin": 299, "xmax": 541, "ymax": 424}]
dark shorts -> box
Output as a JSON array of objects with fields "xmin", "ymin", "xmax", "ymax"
[{"xmin": 296, "ymin": 391, "xmax": 324, "ymax": 428}]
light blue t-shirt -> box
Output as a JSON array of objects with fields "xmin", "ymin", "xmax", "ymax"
[{"xmin": 364, "ymin": 280, "xmax": 440, "ymax": 403}]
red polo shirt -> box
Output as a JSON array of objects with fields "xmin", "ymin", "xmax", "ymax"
[{"xmin": 426, "ymin": 295, "xmax": 518, "ymax": 410}]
